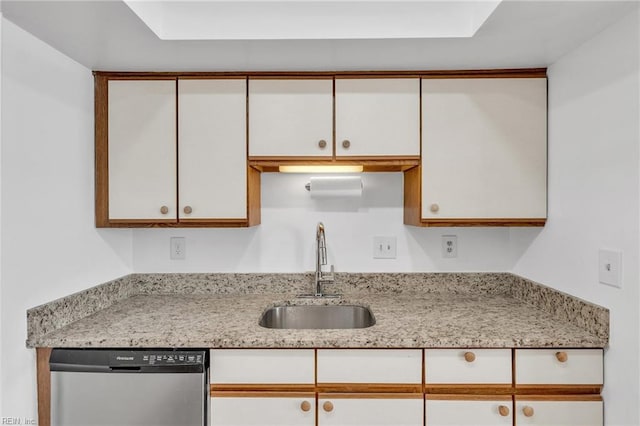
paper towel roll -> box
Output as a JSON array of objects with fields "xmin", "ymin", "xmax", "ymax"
[{"xmin": 307, "ymin": 176, "xmax": 363, "ymax": 198}]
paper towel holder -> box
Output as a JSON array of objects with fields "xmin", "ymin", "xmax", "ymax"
[{"xmin": 305, "ymin": 176, "xmax": 363, "ymax": 192}]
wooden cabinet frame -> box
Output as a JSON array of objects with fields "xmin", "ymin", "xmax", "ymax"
[{"xmin": 95, "ymin": 68, "xmax": 546, "ymax": 228}]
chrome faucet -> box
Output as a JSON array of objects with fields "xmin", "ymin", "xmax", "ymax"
[{"xmin": 299, "ymin": 222, "xmax": 339, "ymax": 298}]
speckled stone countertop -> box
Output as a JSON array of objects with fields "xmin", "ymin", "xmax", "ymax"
[{"xmin": 26, "ymin": 273, "xmax": 609, "ymax": 349}]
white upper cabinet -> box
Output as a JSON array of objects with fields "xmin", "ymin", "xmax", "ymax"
[
  {"xmin": 335, "ymin": 78, "xmax": 420, "ymax": 157},
  {"xmin": 178, "ymin": 79, "xmax": 247, "ymax": 220},
  {"xmin": 248, "ymin": 79, "xmax": 333, "ymax": 157},
  {"xmin": 421, "ymin": 78, "xmax": 547, "ymax": 221},
  {"xmin": 108, "ymin": 80, "xmax": 177, "ymax": 221}
]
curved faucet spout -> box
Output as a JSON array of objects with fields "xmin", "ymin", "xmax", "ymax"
[{"xmin": 314, "ymin": 222, "xmax": 335, "ymax": 297}]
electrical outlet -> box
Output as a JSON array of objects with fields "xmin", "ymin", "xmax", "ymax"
[
  {"xmin": 373, "ymin": 236, "xmax": 397, "ymax": 259},
  {"xmin": 170, "ymin": 237, "xmax": 186, "ymax": 260},
  {"xmin": 442, "ymin": 235, "xmax": 457, "ymax": 258},
  {"xmin": 599, "ymin": 249, "xmax": 622, "ymax": 288}
]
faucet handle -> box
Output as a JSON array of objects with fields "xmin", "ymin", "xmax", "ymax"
[{"xmin": 324, "ymin": 265, "xmax": 335, "ymax": 282}]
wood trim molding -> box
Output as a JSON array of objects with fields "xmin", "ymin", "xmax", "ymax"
[
  {"xmin": 516, "ymin": 394, "xmax": 603, "ymax": 402},
  {"xmin": 403, "ymin": 166, "xmax": 422, "ymax": 226},
  {"xmin": 94, "ymin": 75, "xmax": 109, "ymax": 228},
  {"xmin": 420, "ymin": 218, "xmax": 547, "ymax": 227},
  {"xmin": 425, "ymin": 384, "xmax": 514, "ymax": 395},
  {"xmin": 514, "ymin": 385, "xmax": 603, "ymax": 395},
  {"xmin": 36, "ymin": 348, "xmax": 52, "ymax": 426},
  {"xmin": 211, "ymin": 384, "xmax": 316, "ymax": 392},
  {"xmin": 94, "ymin": 68, "xmax": 547, "ymax": 79},
  {"xmin": 317, "ymin": 383, "xmax": 422, "ymax": 393},
  {"xmin": 318, "ymin": 392, "xmax": 424, "ymax": 400},
  {"xmin": 211, "ymin": 391, "xmax": 316, "ymax": 398}
]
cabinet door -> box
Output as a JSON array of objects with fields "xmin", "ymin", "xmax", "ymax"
[
  {"xmin": 211, "ymin": 395, "xmax": 315, "ymax": 426},
  {"xmin": 318, "ymin": 395, "xmax": 423, "ymax": 426},
  {"xmin": 108, "ymin": 80, "xmax": 177, "ymax": 220},
  {"xmin": 178, "ymin": 79, "xmax": 247, "ymax": 220},
  {"xmin": 514, "ymin": 399, "xmax": 603, "ymax": 426},
  {"xmin": 426, "ymin": 398, "xmax": 512, "ymax": 426},
  {"xmin": 335, "ymin": 78, "xmax": 420, "ymax": 157},
  {"xmin": 248, "ymin": 79, "xmax": 333, "ymax": 157},
  {"xmin": 421, "ymin": 78, "xmax": 547, "ymax": 220},
  {"xmin": 425, "ymin": 349, "xmax": 511, "ymax": 385}
]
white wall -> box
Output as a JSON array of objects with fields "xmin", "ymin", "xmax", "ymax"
[
  {"xmin": 512, "ymin": 10, "xmax": 640, "ymax": 426},
  {"xmin": 133, "ymin": 172, "xmax": 541, "ymax": 273},
  {"xmin": 0, "ymin": 18, "xmax": 133, "ymax": 419}
]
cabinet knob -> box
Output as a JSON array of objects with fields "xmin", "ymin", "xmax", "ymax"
[
  {"xmin": 183, "ymin": 206, "xmax": 193, "ymax": 214},
  {"xmin": 464, "ymin": 351, "xmax": 476, "ymax": 363},
  {"xmin": 555, "ymin": 351, "xmax": 568, "ymax": 363},
  {"xmin": 300, "ymin": 401, "xmax": 311, "ymax": 412},
  {"xmin": 430, "ymin": 203, "xmax": 439, "ymax": 213},
  {"xmin": 522, "ymin": 406, "xmax": 534, "ymax": 417},
  {"xmin": 160, "ymin": 206, "xmax": 169, "ymax": 215},
  {"xmin": 342, "ymin": 140, "xmax": 351, "ymax": 149},
  {"xmin": 498, "ymin": 405, "xmax": 510, "ymax": 417},
  {"xmin": 318, "ymin": 139, "xmax": 327, "ymax": 149},
  {"xmin": 323, "ymin": 401, "xmax": 334, "ymax": 412}
]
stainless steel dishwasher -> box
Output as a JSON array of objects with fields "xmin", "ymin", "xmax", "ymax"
[{"xmin": 50, "ymin": 349, "xmax": 209, "ymax": 426}]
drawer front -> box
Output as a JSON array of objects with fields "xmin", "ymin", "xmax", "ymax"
[
  {"xmin": 211, "ymin": 395, "xmax": 315, "ymax": 426},
  {"xmin": 317, "ymin": 349, "xmax": 422, "ymax": 384},
  {"xmin": 318, "ymin": 395, "xmax": 423, "ymax": 426},
  {"xmin": 210, "ymin": 349, "xmax": 315, "ymax": 384},
  {"xmin": 425, "ymin": 349, "xmax": 512, "ymax": 384},
  {"xmin": 426, "ymin": 398, "xmax": 512, "ymax": 425},
  {"xmin": 515, "ymin": 349, "xmax": 603, "ymax": 385},
  {"xmin": 515, "ymin": 399, "xmax": 603, "ymax": 426}
]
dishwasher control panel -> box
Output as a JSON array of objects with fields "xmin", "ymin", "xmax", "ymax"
[{"xmin": 110, "ymin": 350, "xmax": 205, "ymax": 367}]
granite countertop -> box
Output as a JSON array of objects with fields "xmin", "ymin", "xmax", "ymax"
[{"xmin": 26, "ymin": 273, "xmax": 609, "ymax": 349}]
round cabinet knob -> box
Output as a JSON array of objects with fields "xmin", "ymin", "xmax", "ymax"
[
  {"xmin": 430, "ymin": 203, "xmax": 439, "ymax": 213},
  {"xmin": 342, "ymin": 140, "xmax": 351, "ymax": 149},
  {"xmin": 522, "ymin": 406, "xmax": 535, "ymax": 417},
  {"xmin": 464, "ymin": 351, "xmax": 476, "ymax": 363},
  {"xmin": 160, "ymin": 206, "xmax": 169, "ymax": 215},
  {"xmin": 323, "ymin": 401, "xmax": 334, "ymax": 412},
  {"xmin": 498, "ymin": 405, "xmax": 510, "ymax": 417},
  {"xmin": 555, "ymin": 351, "xmax": 568, "ymax": 363},
  {"xmin": 300, "ymin": 401, "xmax": 311, "ymax": 412},
  {"xmin": 183, "ymin": 206, "xmax": 193, "ymax": 214},
  {"xmin": 318, "ymin": 139, "xmax": 327, "ymax": 149}
]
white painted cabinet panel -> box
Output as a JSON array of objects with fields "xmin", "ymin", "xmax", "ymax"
[
  {"xmin": 211, "ymin": 396, "xmax": 315, "ymax": 426},
  {"xmin": 108, "ymin": 80, "xmax": 176, "ymax": 220},
  {"xmin": 421, "ymin": 78, "xmax": 547, "ymax": 220},
  {"xmin": 425, "ymin": 349, "xmax": 511, "ymax": 384},
  {"xmin": 514, "ymin": 400, "xmax": 603, "ymax": 426},
  {"xmin": 249, "ymin": 79, "xmax": 333, "ymax": 157},
  {"xmin": 210, "ymin": 349, "xmax": 315, "ymax": 384},
  {"xmin": 318, "ymin": 396, "xmax": 423, "ymax": 426},
  {"xmin": 335, "ymin": 78, "xmax": 420, "ymax": 157},
  {"xmin": 317, "ymin": 349, "xmax": 422, "ymax": 384},
  {"xmin": 178, "ymin": 79, "xmax": 247, "ymax": 220},
  {"xmin": 515, "ymin": 349, "xmax": 603, "ymax": 385},
  {"xmin": 426, "ymin": 399, "xmax": 512, "ymax": 426}
]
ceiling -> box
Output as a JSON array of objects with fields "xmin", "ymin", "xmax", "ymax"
[{"xmin": 1, "ymin": 0, "xmax": 638, "ymax": 71}]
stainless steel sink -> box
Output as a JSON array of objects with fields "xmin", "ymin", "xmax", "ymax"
[{"xmin": 259, "ymin": 305, "xmax": 376, "ymax": 329}]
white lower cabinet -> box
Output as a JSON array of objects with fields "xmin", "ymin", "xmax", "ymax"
[
  {"xmin": 211, "ymin": 395, "xmax": 315, "ymax": 426},
  {"xmin": 425, "ymin": 397, "xmax": 512, "ymax": 426},
  {"xmin": 514, "ymin": 398, "xmax": 603, "ymax": 426},
  {"xmin": 318, "ymin": 395, "xmax": 423, "ymax": 426}
]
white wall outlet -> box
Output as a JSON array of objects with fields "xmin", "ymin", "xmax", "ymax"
[
  {"xmin": 373, "ymin": 236, "xmax": 397, "ymax": 259},
  {"xmin": 442, "ymin": 235, "xmax": 458, "ymax": 258},
  {"xmin": 599, "ymin": 249, "xmax": 622, "ymax": 288},
  {"xmin": 170, "ymin": 237, "xmax": 186, "ymax": 260}
]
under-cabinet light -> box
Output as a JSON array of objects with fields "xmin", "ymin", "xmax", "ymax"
[{"xmin": 278, "ymin": 165, "xmax": 364, "ymax": 173}]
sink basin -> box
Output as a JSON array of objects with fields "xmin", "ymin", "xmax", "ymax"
[{"xmin": 259, "ymin": 305, "xmax": 376, "ymax": 329}]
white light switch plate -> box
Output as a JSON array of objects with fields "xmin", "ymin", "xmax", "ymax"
[
  {"xmin": 170, "ymin": 237, "xmax": 186, "ymax": 260},
  {"xmin": 599, "ymin": 249, "xmax": 622, "ymax": 288},
  {"xmin": 373, "ymin": 236, "xmax": 397, "ymax": 259}
]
